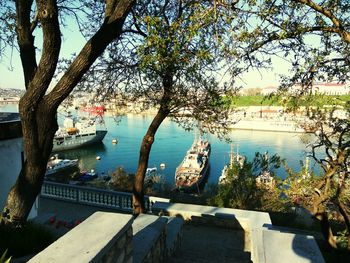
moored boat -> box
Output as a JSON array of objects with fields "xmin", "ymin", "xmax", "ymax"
[
  {"xmin": 46, "ymin": 155, "xmax": 79, "ymax": 176},
  {"xmin": 78, "ymin": 169, "xmax": 98, "ymax": 181},
  {"xmin": 81, "ymin": 104, "xmax": 105, "ymax": 114},
  {"xmin": 52, "ymin": 117, "xmax": 107, "ymax": 151},
  {"xmin": 255, "ymin": 170, "xmax": 275, "ymax": 188},
  {"xmin": 219, "ymin": 144, "xmax": 245, "ymax": 184},
  {"xmin": 145, "ymin": 167, "xmax": 158, "ymax": 183},
  {"xmin": 175, "ymin": 138, "xmax": 211, "ymax": 191}
]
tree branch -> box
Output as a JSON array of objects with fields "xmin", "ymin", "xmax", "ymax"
[
  {"xmin": 294, "ymin": 0, "xmax": 350, "ymax": 43},
  {"xmin": 15, "ymin": 0, "xmax": 37, "ymax": 88},
  {"xmin": 46, "ymin": 0, "xmax": 135, "ymax": 109}
]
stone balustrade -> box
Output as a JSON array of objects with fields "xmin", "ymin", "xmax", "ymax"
[
  {"xmin": 28, "ymin": 212, "xmax": 133, "ymax": 263},
  {"xmin": 41, "ymin": 181, "xmax": 169, "ymax": 213}
]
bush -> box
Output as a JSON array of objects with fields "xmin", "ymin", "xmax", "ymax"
[
  {"xmin": 0, "ymin": 222, "xmax": 56, "ymax": 258},
  {"xmin": 0, "ymin": 250, "xmax": 11, "ymax": 263}
]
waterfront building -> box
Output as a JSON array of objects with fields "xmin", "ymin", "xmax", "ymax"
[{"xmin": 261, "ymin": 82, "xmax": 350, "ymax": 96}]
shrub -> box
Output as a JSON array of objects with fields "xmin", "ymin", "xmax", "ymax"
[{"xmin": 0, "ymin": 222, "xmax": 56, "ymax": 258}]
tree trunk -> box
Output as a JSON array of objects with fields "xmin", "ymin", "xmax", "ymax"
[
  {"xmin": 313, "ymin": 202, "xmax": 337, "ymax": 249},
  {"xmin": 2, "ymin": 101, "xmax": 57, "ymax": 225},
  {"xmin": 1, "ymin": 0, "xmax": 135, "ymax": 226},
  {"xmin": 337, "ymin": 199, "xmax": 350, "ymax": 250},
  {"xmin": 319, "ymin": 212, "xmax": 337, "ymax": 249},
  {"xmin": 132, "ymin": 107, "xmax": 169, "ymax": 215}
]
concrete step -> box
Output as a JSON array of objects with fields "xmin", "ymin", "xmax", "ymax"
[
  {"xmin": 164, "ymin": 216, "xmax": 185, "ymax": 258},
  {"xmin": 132, "ymin": 214, "xmax": 168, "ymax": 263},
  {"xmin": 262, "ymin": 229, "xmax": 325, "ymax": 263},
  {"xmin": 168, "ymin": 224, "xmax": 251, "ymax": 263}
]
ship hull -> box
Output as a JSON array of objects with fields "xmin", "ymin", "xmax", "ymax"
[
  {"xmin": 175, "ymin": 139, "xmax": 211, "ymax": 192},
  {"xmin": 176, "ymin": 163, "xmax": 210, "ymax": 192},
  {"xmin": 52, "ymin": 130, "xmax": 107, "ymax": 151}
]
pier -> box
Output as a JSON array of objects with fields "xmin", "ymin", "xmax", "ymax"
[{"xmin": 0, "ymin": 98, "xmax": 20, "ymax": 105}]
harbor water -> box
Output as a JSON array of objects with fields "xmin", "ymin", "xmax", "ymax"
[
  {"xmin": 58, "ymin": 114, "xmax": 315, "ymax": 187},
  {"xmin": 0, "ymin": 103, "xmax": 317, "ymax": 191}
]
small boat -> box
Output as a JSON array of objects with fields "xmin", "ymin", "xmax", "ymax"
[
  {"xmin": 145, "ymin": 167, "xmax": 158, "ymax": 183},
  {"xmin": 160, "ymin": 163, "xmax": 166, "ymax": 169},
  {"xmin": 219, "ymin": 144, "xmax": 245, "ymax": 184},
  {"xmin": 81, "ymin": 104, "xmax": 105, "ymax": 115},
  {"xmin": 175, "ymin": 137, "xmax": 211, "ymax": 191},
  {"xmin": 79, "ymin": 169, "xmax": 98, "ymax": 181},
  {"xmin": 256, "ymin": 170, "xmax": 275, "ymax": 187},
  {"xmin": 46, "ymin": 155, "xmax": 79, "ymax": 176},
  {"xmin": 96, "ymin": 156, "xmax": 101, "ymax": 160},
  {"xmin": 112, "ymin": 139, "xmax": 118, "ymax": 144}
]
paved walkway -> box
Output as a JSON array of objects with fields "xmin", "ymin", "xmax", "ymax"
[{"xmin": 169, "ymin": 224, "xmax": 252, "ymax": 263}]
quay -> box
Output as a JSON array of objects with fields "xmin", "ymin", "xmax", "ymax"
[{"xmin": 0, "ymin": 98, "xmax": 20, "ymax": 105}]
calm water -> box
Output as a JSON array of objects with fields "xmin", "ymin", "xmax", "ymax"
[
  {"xmin": 0, "ymin": 103, "xmax": 316, "ymax": 189},
  {"xmin": 58, "ymin": 114, "xmax": 315, "ymax": 187}
]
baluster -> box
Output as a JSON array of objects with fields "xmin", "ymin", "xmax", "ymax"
[
  {"xmin": 145, "ymin": 199, "xmax": 150, "ymax": 212},
  {"xmin": 127, "ymin": 196, "xmax": 131, "ymax": 210},
  {"xmin": 93, "ymin": 192, "xmax": 98, "ymax": 204},
  {"xmin": 94, "ymin": 192, "xmax": 98, "ymax": 204}
]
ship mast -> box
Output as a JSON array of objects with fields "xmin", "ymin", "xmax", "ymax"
[{"xmin": 229, "ymin": 144, "xmax": 234, "ymax": 167}]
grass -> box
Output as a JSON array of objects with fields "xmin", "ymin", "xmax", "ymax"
[
  {"xmin": 231, "ymin": 94, "xmax": 350, "ymax": 107},
  {"xmin": 0, "ymin": 221, "xmax": 56, "ymax": 259},
  {"xmin": 231, "ymin": 95, "xmax": 279, "ymax": 107}
]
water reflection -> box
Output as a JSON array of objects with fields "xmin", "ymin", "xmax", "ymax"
[{"xmin": 57, "ymin": 143, "xmax": 107, "ymax": 171}]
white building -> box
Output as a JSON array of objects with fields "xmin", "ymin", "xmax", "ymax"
[{"xmin": 261, "ymin": 82, "xmax": 350, "ymax": 96}]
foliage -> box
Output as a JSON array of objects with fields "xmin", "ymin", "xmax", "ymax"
[
  {"xmin": 208, "ymin": 152, "xmax": 289, "ymax": 212},
  {"xmin": 0, "ymin": 222, "xmax": 55, "ymax": 258},
  {"xmin": 109, "ymin": 167, "xmax": 160, "ymax": 195},
  {"xmin": 0, "ymin": 1, "xmax": 15, "ymax": 60},
  {"xmin": 109, "ymin": 167, "xmax": 135, "ymax": 192},
  {"xmin": 82, "ymin": 0, "xmax": 233, "ymax": 132},
  {"xmin": 0, "ymin": 250, "xmax": 11, "ymax": 263},
  {"xmin": 221, "ymin": 0, "xmax": 350, "ymax": 87},
  {"xmin": 283, "ymin": 164, "xmax": 320, "ymax": 209}
]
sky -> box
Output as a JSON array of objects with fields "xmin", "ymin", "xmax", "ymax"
[
  {"xmin": 0, "ymin": 47, "xmax": 289, "ymax": 91},
  {"xmin": 0, "ymin": 13, "xmax": 292, "ymax": 91},
  {"xmin": 0, "ymin": 16, "xmax": 86, "ymax": 90}
]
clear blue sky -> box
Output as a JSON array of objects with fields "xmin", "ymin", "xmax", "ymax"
[
  {"xmin": 0, "ymin": 17, "xmax": 86, "ymax": 90},
  {"xmin": 0, "ymin": 16, "xmax": 291, "ymax": 90}
]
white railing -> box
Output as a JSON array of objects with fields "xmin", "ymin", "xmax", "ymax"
[{"xmin": 41, "ymin": 181, "xmax": 169, "ymax": 213}]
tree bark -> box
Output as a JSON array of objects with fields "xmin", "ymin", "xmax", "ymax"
[
  {"xmin": 132, "ymin": 105, "xmax": 170, "ymax": 215},
  {"xmin": 2, "ymin": 102, "xmax": 58, "ymax": 225}
]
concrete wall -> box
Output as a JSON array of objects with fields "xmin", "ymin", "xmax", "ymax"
[
  {"xmin": 0, "ymin": 138, "xmax": 29, "ymax": 213},
  {"xmin": 28, "ymin": 212, "xmax": 133, "ymax": 263}
]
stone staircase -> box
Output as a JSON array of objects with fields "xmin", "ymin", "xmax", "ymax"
[
  {"xmin": 132, "ymin": 214, "xmax": 184, "ymax": 263},
  {"xmin": 27, "ymin": 201, "xmax": 326, "ymax": 263}
]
